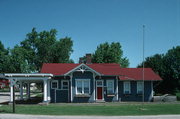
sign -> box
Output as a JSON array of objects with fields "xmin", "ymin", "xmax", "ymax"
[{"xmin": 9, "ymin": 79, "xmax": 17, "ymax": 87}]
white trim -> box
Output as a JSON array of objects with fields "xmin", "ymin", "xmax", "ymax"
[
  {"xmin": 6, "ymin": 77, "xmax": 51, "ymax": 80},
  {"xmin": 116, "ymin": 77, "xmax": 119, "ymax": 101},
  {"xmin": 93, "ymin": 73, "xmax": 96, "ymax": 101},
  {"xmin": 51, "ymin": 80, "xmax": 58, "ymax": 89},
  {"xmin": 47, "ymin": 80, "xmax": 51, "ymax": 101},
  {"xmin": 61, "ymin": 80, "xmax": 69, "ymax": 90},
  {"xmin": 123, "ymin": 81, "xmax": 131, "ymax": 94},
  {"xmin": 75, "ymin": 79, "xmax": 90, "ymax": 95},
  {"xmin": 5, "ymin": 73, "xmax": 53, "ymax": 77},
  {"xmin": 151, "ymin": 81, "xmax": 153, "ymax": 100},
  {"xmin": 43, "ymin": 80, "xmax": 48, "ymax": 102},
  {"xmin": 10, "ymin": 80, "xmax": 13, "ymax": 102},
  {"xmin": 137, "ymin": 81, "xmax": 143, "ymax": 94},
  {"xmin": 70, "ymin": 74, "xmax": 73, "ymax": 102},
  {"xmin": 64, "ymin": 64, "xmax": 101, "ymax": 76},
  {"xmin": 106, "ymin": 80, "xmax": 114, "ymax": 94},
  {"xmin": 96, "ymin": 80, "xmax": 104, "ymax": 100}
]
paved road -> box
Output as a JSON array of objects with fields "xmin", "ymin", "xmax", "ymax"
[
  {"xmin": 0, "ymin": 114, "xmax": 180, "ymax": 119},
  {"xmin": 0, "ymin": 92, "xmax": 9, "ymax": 103},
  {"xmin": 0, "ymin": 92, "xmax": 37, "ymax": 103}
]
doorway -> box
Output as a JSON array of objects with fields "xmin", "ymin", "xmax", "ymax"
[{"xmin": 96, "ymin": 80, "xmax": 103, "ymax": 100}]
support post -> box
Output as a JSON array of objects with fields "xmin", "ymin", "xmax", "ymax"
[
  {"xmin": 116, "ymin": 77, "xmax": 119, "ymax": 101},
  {"xmin": 20, "ymin": 81, "xmax": 23, "ymax": 100},
  {"xmin": 10, "ymin": 81, "xmax": 13, "ymax": 103},
  {"xmin": 47, "ymin": 80, "xmax": 51, "ymax": 102},
  {"xmin": 93, "ymin": 73, "xmax": 96, "ymax": 102},
  {"xmin": 43, "ymin": 80, "xmax": 48, "ymax": 102},
  {"xmin": 27, "ymin": 83, "xmax": 30, "ymax": 99},
  {"xmin": 70, "ymin": 74, "xmax": 73, "ymax": 102},
  {"xmin": 13, "ymin": 85, "xmax": 15, "ymax": 113},
  {"xmin": 151, "ymin": 81, "xmax": 154, "ymax": 101}
]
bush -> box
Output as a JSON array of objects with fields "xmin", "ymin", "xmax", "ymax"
[{"xmin": 176, "ymin": 93, "xmax": 180, "ymax": 101}]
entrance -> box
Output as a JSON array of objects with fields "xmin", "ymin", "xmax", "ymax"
[
  {"xmin": 55, "ymin": 80, "xmax": 69, "ymax": 103},
  {"xmin": 96, "ymin": 80, "xmax": 103, "ymax": 100}
]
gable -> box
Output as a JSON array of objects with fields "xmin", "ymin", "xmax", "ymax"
[{"xmin": 64, "ymin": 63, "xmax": 101, "ymax": 76}]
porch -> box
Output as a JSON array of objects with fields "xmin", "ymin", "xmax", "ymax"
[{"xmin": 4, "ymin": 73, "xmax": 53, "ymax": 104}]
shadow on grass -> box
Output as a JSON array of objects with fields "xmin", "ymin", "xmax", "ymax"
[
  {"xmin": 0, "ymin": 97, "xmax": 43, "ymax": 113},
  {"xmin": 0, "ymin": 109, "xmax": 12, "ymax": 113},
  {"xmin": 15, "ymin": 97, "xmax": 43, "ymax": 104},
  {"xmin": 0, "ymin": 97, "xmax": 43, "ymax": 105}
]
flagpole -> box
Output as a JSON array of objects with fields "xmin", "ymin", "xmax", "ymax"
[{"xmin": 142, "ymin": 25, "xmax": 145, "ymax": 103}]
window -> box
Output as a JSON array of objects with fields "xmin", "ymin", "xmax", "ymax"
[
  {"xmin": 123, "ymin": 81, "xmax": 131, "ymax": 94},
  {"xmin": 76, "ymin": 79, "xmax": 90, "ymax": 94},
  {"xmin": 51, "ymin": 80, "xmax": 58, "ymax": 89},
  {"xmin": 61, "ymin": 80, "xmax": 68, "ymax": 90},
  {"xmin": 76, "ymin": 80, "xmax": 83, "ymax": 94},
  {"xmin": 107, "ymin": 80, "xmax": 114, "ymax": 94},
  {"xmin": 137, "ymin": 81, "xmax": 143, "ymax": 94},
  {"xmin": 96, "ymin": 81, "xmax": 103, "ymax": 87},
  {"xmin": 84, "ymin": 80, "xmax": 90, "ymax": 94}
]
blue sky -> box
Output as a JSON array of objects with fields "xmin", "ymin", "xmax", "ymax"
[{"xmin": 0, "ymin": 0, "xmax": 179, "ymax": 67}]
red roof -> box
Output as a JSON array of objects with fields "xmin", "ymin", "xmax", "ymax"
[
  {"xmin": 119, "ymin": 68, "xmax": 162, "ymax": 81},
  {"xmin": 41, "ymin": 63, "xmax": 79, "ymax": 75},
  {"xmin": 87, "ymin": 63, "xmax": 122, "ymax": 75},
  {"xmin": 41, "ymin": 63, "xmax": 121, "ymax": 76},
  {"xmin": 40, "ymin": 63, "xmax": 162, "ymax": 81}
]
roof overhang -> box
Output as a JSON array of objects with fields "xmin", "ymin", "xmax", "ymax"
[
  {"xmin": 4, "ymin": 73, "xmax": 53, "ymax": 82},
  {"xmin": 119, "ymin": 76, "xmax": 162, "ymax": 81},
  {"xmin": 4, "ymin": 73, "xmax": 53, "ymax": 77}
]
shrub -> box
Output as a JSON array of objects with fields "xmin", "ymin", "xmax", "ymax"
[{"xmin": 176, "ymin": 93, "xmax": 180, "ymax": 101}]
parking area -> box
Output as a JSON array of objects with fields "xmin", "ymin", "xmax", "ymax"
[{"xmin": 0, "ymin": 92, "xmax": 10, "ymax": 104}]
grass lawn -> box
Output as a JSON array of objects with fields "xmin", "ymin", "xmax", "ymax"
[{"xmin": 0, "ymin": 103, "xmax": 180, "ymax": 116}]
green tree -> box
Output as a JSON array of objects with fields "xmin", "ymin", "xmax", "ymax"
[
  {"xmin": 20, "ymin": 28, "xmax": 57, "ymax": 71},
  {"xmin": 137, "ymin": 54, "xmax": 165, "ymax": 76},
  {"xmin": 92, "ymin": 42, "xmax": 129, "ymax": 67},
  {"xmin": 19, "ymin": 28, "xmax": 74, "ymax": 72},
  {"xmin": 163, "ymin": 46, "xmax": 180, "ymax": 93},
  {"xmin": 137, "ymin": 46, "xmax": 180, "ymax": 94},
  {"xmin": 9, "ymin": 46, "xmax": 31, "ymax": 73},
  {"xmin": 50, "ymin": 37, "xmax": 73, "ymax": 63},
  {"xmin": 0, "ymin": 41, "xmax": 9, "ymax": 72},
  {"xmin": 0, "ymin": 28, "xmax": 74, "ymax": 73}
]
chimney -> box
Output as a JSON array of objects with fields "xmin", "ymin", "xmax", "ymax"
[
  {"xmin": 79, "ymin": 57, "xmax": 84, "ymax": 63},
  {"xmin": 86, "ymin": 54, "xmax": 92, "ymax": 64}
]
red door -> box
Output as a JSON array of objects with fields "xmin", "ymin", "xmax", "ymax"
[{"xmin": 97, "ymin": 87, "xmax": 102, "ymax": 99}]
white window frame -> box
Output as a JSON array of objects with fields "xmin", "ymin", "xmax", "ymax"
[
  {"xmin": 75, "ymin": 79, "xmax": 90, "ymax": 95},
  {"xmin": 96, "ymin": 80, "xmax": 104, "ymax": 100},
  {"xmin": 137, "ymin": 81, "xmax": 143, "ymax": 94},
  {"xmin": 61, "ymin": 80, "xmax": 69, "ymax": 90},
  {"xmin": 123, "ymin": 81, "xmax": 131, "ymax": 94},
  {"xmin": 106, "ymin": 80, "xmax": 114, "ymax": 94},
  {"xmin": 51, "ymin": 80, "xmax": 58, "ymax": 89}
]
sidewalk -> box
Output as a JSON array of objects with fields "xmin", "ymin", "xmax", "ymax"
[{"xmin": 0, "ymin": 114, "xmax": 180, "ymax": 119}]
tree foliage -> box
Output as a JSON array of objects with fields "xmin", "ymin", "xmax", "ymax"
[
  {"xmin": 0, "ymin": 28, "xmax": 74, "ymax": 73},
  {"xmin": 0, "ymin": 41, "xmax": 9, "ymax": 72},
  {"xmin": 137, "ymin": 46, "xmax": 180, "ymax": 94},
  {"xmin": 92, "ymin": 42, "xmax": 129, "ymax": 67}
]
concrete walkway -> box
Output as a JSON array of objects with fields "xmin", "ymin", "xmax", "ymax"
[{"xmin": 0, "ymin": 114, "xmax": 180, "ymax": 119}]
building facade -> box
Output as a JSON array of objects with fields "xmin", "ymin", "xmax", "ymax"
[{"xmin": 41, "ymin": 63, "xmax": 162, "ymax": 103}]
